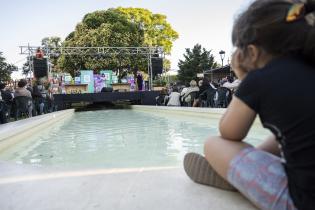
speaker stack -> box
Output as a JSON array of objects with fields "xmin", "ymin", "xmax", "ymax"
[
  {"xmin": 151, "ymin": 58, "xmax": 163, "ymax": 77},
  {"xmin": 33, "ymin": 58, "xmax": 48, "ymax": 78}
]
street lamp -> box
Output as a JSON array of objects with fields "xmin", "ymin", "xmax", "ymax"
[{"xmin": 219, "ymin": 50, "xmax": 226, "ymax": 67}]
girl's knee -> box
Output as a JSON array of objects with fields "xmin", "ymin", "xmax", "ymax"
[
  {"xmin": 204, "ymin": 136, "xmax": 215, "ymax": 150},
  {"xmin": 204, "ymin": 136, "xmax": 252, "ymax": 161},
  {"xmin": 204, "ymin": 136, "xmax": 221, "ymax": 156}
]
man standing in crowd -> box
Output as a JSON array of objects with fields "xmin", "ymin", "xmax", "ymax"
[{"xmin": 14, "ymin": 79, "xmax": 32, "ymax": 98}]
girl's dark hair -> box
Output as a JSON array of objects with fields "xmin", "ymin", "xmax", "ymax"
[{"xmin": 232, "ymin": 0, "xmax": 315, "ymax": 64}]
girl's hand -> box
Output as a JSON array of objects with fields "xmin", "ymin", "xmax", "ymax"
[{"xmin": 231, "ymin": 49, "xmax": 248, "ymax": 80}]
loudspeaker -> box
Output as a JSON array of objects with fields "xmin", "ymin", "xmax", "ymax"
[
  {"xmin": 33, "ymin": 58, "xmax": 48, "ymax": 78},
  {"xmin": 151, "ymin": 58, "xmax": 163, "ymax": 76}
]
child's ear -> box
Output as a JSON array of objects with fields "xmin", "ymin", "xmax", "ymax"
[{"xmin": 246, "ymin": 44, "xmax": 260, "ymax": 67}]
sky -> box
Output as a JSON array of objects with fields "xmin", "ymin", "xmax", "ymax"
[{"xmin": 0, "ymin": 0, "xmax": 252, "ymax": 79}]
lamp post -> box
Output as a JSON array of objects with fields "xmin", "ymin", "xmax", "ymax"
[{"xmin": 219, "ymin": 50, "xmax": 226, "ymax": 67}]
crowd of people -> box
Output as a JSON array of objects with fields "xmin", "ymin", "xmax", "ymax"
[
  {"xmin": 0, "ymin": 79, "xmax": 57, "ymax": 124},
  {"xmin": 0, "ymin": 74, "xmax": 239, "ymax": 124},
  {"xmin": 156, "ymin": 75, "xmax": 240, "ymax": 108}
]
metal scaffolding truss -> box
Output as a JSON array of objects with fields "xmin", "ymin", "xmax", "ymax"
[
  {"xmin": 19, "ymin": 46, "xmax": 164, "ymax": 57},
  {"xmin": 19, "ymin": 45, "xmax": 164, "ymax": 90}
]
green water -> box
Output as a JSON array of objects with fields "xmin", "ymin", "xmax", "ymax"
[{"xmin": 0, "ymin": 109, "xmax": 265, "ymax": 169}]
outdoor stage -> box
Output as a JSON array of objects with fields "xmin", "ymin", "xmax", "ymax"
[{"xmin": 53, "ymin": 91, "xmax": 160, "ymax": 109}]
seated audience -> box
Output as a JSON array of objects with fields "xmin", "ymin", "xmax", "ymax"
[
  {"xmin": 0, "ymin": 83, "xmax": 13, "ymax": 123},
  {"xmin": 0, "ymin": 83, "xmax": 13, "ymax": 103},
  {"xmin": 14, "ymin": 79, "xmax": 32, "ymax": 98},
  {"xmin": 193, "ymin": 78, "xmax": 211, "ymax": 107},
  {"xmin": 222, "ymin": 75, "xmax": 241, "ymax": 92},
  {"xmin": 32, "ymin": 84, "xmax": 45, "ymax": 115},
  {"xmin": 156, "ymin": 88, "xmax": 168, "ymax": 106},
  {"xmin": 210, "ymin": 81, "xmax": 219, "ymax": 89},
  {"xmin": 166, "ymin": 86, "xmax": 181, "ymax": 106},
  {"xmin": 180, "ymin": 83, "xmax": 190, "ymax": 99},
  {"xmin": 13, "ymin": 80, "xmax": 33, "ymax": 119},
  {"xmin": 182, "ymin": 80, "xmax": 200, "ymax": 104}
]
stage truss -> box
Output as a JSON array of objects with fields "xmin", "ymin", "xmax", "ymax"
[{"xmin": 19, "ymin": 45, "xmax": 165, "ymax": 90}]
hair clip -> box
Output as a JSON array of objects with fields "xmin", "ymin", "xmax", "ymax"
[{"xmin": 286, "ymin": 3, "xmax": 305, "ymax": 22}]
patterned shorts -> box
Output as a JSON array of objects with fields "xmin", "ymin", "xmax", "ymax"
[{"xmin": 227, "ymin": 147, "xmax": 297, "ymax": 210}]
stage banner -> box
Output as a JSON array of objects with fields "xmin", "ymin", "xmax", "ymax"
[
  {"xmin": 127, "ymin": 75, "xmax": 136, "ymax": 91},
  {"xmin": 80, "ymin": 70, "xmax": 94, "ymax": 93},
  {"xmin": 74, "ymin": 77, "xmax": 81, "ymax": 84},
  {"xmin": 64, "ymin": 74, "xmax": 72, "ymax": 85},
  {"xmin": 100, "ymin": 70, "xmax": 113, "ymax": 87},
  {"xmin": 94, "ymin": 74, "xmax": 106, "ymax": 93},
  {"xmin": 112, "ymin": 75, "xmax": 118, "ymax": 84}
]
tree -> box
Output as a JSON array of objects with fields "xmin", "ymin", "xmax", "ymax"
[
  {"xmin": 41, "ymin": 36, "xmax": 62, "ymax": 72},
  {"xmin": 163, "ymin": 59, "xmax": 171, "ymax": 72},
  {"xmin": 22, "ymin": 60, "xmax": 31, "ymax": 76},
  {"xmin": 115, "ymin": 7, "xmax": 179, "ymax": 54},
  {"xmin": 42, "ymin": 36, "xmax": 62, "ymax": 48},
  {"xmin": 57, "ymin": 9, "xmax": 144, "ymax": 75},
  {"xmin": 0, "ymin": 52, "xmax": 17, "ymax": 82},
  {"xmin": 57, "ymin": 8, "xmax": 178, "ymax": 77},
  {"xmin": 177, "ymin": 44, "xmax": 218, "ymax": 83}
]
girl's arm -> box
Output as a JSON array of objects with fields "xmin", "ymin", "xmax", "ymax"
[{"xmin": 219, "ymin": 96, "xmax": 256, "ymax": 141}]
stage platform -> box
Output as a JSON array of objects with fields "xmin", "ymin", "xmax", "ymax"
[{"xmin": 53, "ymin": 91, "xmax": 160, "ymax": 108}]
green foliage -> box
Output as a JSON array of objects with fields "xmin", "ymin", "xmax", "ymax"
[
  {"xmin": 57, "ymin": 7, "xmax": 178, "ymax": 76},
  {"xmin": 153, "ymin": 78, "xmax": 167, "ymax": 87},
  {"xmin": 177, "ymin": 44, "xmax": 218, "ymax": 83},
  {"xmin": 166, "ymin": 75, "xmax": 177, "ymax": 84},
  {"xmin": 0, "ymin": 52, "xmax": 17, "ymax": 82},
  {"xmin": 42, "ymin": 36, "xmax": 62, "ymax": 71},
  {"xmin": 163, "ymin": 58, "xmax": 171, "ymax": 72},
  {"xmin": 57, "ymin": 9, "xmax": 144, "ymax": 75},
  {"xmin": 157, "ymin": 74, "xmax": 177, "ymax": 85},
  {"xmin": 42, "ymin": 36, "xmax": 62, "ymax": 48},
  {"xmin": 22, "ymin": 59, "xmax": 30, "ymax": 76},
  {"xmin": 115, "ymin": 7, "xmax": 179, "ymax": 54}
]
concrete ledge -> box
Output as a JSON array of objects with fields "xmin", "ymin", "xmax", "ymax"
[
  {"xmin": 132, "ymin": 105, "xmax": 226, "ymax": 120},
  {"xmin": 0, "ymin": 163, "xmax": 258, "ymax": 210},
  {"xmin": 0, "ymin": 109, "xmax": 74, "ymax": 153}
]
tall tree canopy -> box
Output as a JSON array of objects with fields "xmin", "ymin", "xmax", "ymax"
[
  {"xmin": 42, "ymin": 36, "xmax": 62, "ymax": 48},
  {"xmin": 177, "ymin": 44, "xmax": 218, "ymax": 83},
  {"xmin": 0, "ymin": 52, "xmax": 17, "ymax": 82},
  {"xmin": 42, "ymin": 36, "xmax": 62, "ymax": 71},
  {"xmin": 57, "ymin": 7, "xmax": 178, "ymax": 76},
  {"xmin": 115, "ymin": 7, "xmax": 179, "ymax": 54},
  {"xmin": 58, "ymin": 9, "xmax": 143, "ymax": 75}
]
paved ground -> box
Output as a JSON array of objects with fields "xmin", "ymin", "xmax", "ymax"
[{"xmin": 0, "ymin": 162, "xmax": 258, "ymax": 210}]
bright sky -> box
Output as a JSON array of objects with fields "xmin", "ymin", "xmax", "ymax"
[{"xmin": 0, "ymin": 0, "xmax": 252, "ymax": 79}]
